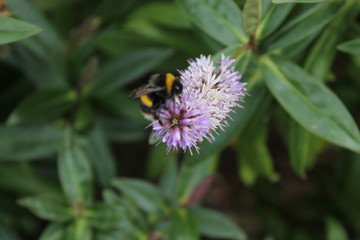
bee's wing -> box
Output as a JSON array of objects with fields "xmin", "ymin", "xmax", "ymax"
[
  {"xmin": 148, "ymin": 73, "xmax": 161, "ymax": 86},
  {"xmin": 129, "ymin": 85, "xmax": 164, "ymax": 98},
  {"xmin": 129, "ymin": 85, "xmax": 147, "ymax": 98}
]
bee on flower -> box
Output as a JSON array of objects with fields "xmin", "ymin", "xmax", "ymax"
[{"xmin": 131, "ymin": 55, "xmax": 247, "ymax": 154}]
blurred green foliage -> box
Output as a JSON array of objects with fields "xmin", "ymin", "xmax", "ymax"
[{"xmin": 0, "ymin": 0, "xmax": 360, "ymax": 239}]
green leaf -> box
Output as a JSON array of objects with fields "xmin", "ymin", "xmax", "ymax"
[
  {"xmin": 262, "ymin": 2, "xmax": 340, "ymax": 51},
  {"xmin": 85, "ymin": 203, "xmax": 127, "ymax": 230},
  {"xmin": 277, "ymin": 31, "xmax": 318, "ymax": 59},
  {"xmin": 112, "ymin": 178, "xmax": 168, "ymax": 214},
  {"xmin": 99, "ymin": 116, "xmax": 146, "ymax": 143},
  {"xmin": 305, "ymin": 2, "xmax": 360, "ymax": 81},
  {"xmin": 288, "ymin": 120, "xmax": 325, "ymax": 178},
  {"xmin": 0, "ymin": 124, "xmax": 63, "ymax": 160},
  {"xmin": 18, "ymin": 195, "xmax": 73, "ymax": 222},
  {"xmin": 167, "ymin": 209, "xmax": 199, "ymax": 240},
  {"xmin": 65, "ymin": 219, "xmax": 92, "ymax": 240},
  {"xmin": 95, "ymin": 229, "xmax": 135, "ymax": 240},
  {"xmin": 129, "ymin": 2, "xmax": 191, "ymax": 29},
  {"xmin": 338, "ymin": 38, "xmax": 360, "ymax": 56},
  {"xmin": 8, "ymin": 0, "xmax": 62, "ymax": 61},
  {"xmin": 83, "ymin": 124, "xmax": 116, "ymax": 187},
  {"xmin": 326, "ymin": 217, "xmax": 348, "ymax": 240},
  {"xmin": 9, "ymin": 45, "xmax": 67, "ymax": 89},
  {"xmin": 95, "ymin": 29, "xmax": 158, "ymax": 56},
  {"xmin": 58, "ymin": 129, "xmax": 93, "ymax": 205},
  {"xmin": 236, "ymin": 85, "xmax": 276, "ymax": 182},
  {"xmin": 260, "ymin": 56, "xmax": 360, "ymax": 153},
  {"xmin": 8, "ymin": 0, "xmax": 66, "ymax": 89},
  {"xmin": 146, "ymin": 143, "xmax": 177, "ymax": 179},
  {"xmin": 124, "ymin": 19, "xmax": 207, "ymax": 54},
  {"xmin": 242, "ymin": 0, "xmax": 260, "ymax": 36},
  {"xmin": 256, "ymin": 2, "xmax": 294, "ymax": 39},
  {"xmin": 73, "ymin": 102, "xmax": 94, "ymax": 132},
  {"xmin": 87, "ymin": 48, "xmax": 173, "ymax": 95},
  {"xmin": 159, "ymin": 157, "xmax": 178, "ymax": 203},
  {"xmin": 273, "ymin": 0, "xmax": 325, "ymax": 2},
  {"xmin": 177, "ymin": 155, "xmax": 218, "ymax": 205},
  {"xmin": 39, "ymin": 223, "xmax": 66, "ymax": 240},
  {"xmin": 7, "ymin": 89, "xmax": 76, "ymax": 125},
  {"xmin": 101, "ymin": 190, "xmax": 143, "ymax": 237},
  {"xmin": 176, "ymin": 0, "xmax": 248, "ymax": 46},
  {"xmin": 0, "ymin": 17, "xmax": 41, "ymax": 44},
  {"xmin": 103, "ymin": 189, "xmax": 146, "ymax": 239},
  {"xmin": 0, "ymin": 162, "xmax": 60, "ymax": 195},
  {"xmin": 238, "ymin": 113, "xmax": 278, "ymax": 185},
  {"xmin": 95, "ymin": 91, "xmax": 146, "ymax": 122},
  {"xmin": 191, "ymin": 206, "xmax": 247, "ymax": 240},
  {"xmin": 213, "ymin": 45, "xmax": 252, "ymax": 73}
]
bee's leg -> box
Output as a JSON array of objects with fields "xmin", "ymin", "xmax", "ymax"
[
  {"xmin": 161, "ymin": 103, "xmax": 169, "ymax": 111},
  {"xmin": 155, "ymin": 114, "xmax": 164, "ymax": 126}
]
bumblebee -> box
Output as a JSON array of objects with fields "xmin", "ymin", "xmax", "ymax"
[{"xmin": 129, "ymin": 73, "xmax": 183, "ymax": 121}]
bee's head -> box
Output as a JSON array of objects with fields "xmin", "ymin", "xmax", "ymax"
[{"xmin": 173, "ymin": 80, "xmax": 183, "ymax": 95}]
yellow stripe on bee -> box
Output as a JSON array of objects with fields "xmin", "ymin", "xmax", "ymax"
[
  {"xmin": 166, "ymin": 73, "xmax": 175, "ymax": 95},
  {"xmin": 140, "ymin": 95, "xmax": 153, "ymax": 107}
]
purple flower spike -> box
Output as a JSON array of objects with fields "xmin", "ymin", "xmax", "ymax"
[{"xmin": 150, "ymin": 54, "xmax": 247, "ymax": 154}]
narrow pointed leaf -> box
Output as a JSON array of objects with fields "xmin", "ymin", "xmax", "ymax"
[
  {"xmin": 191, "ymin": 206, "xmax": 247, "ymax": 240},
  {"xmin": 256, "ymin": 2, "xmax": 294, "ymax": 39},
  {"xmin": 146, "ymin": 143, "xmax": 176, "ymax": 179},
  {"xmin": 7, "ymin": 89, "xmax": 77, "ymax": 125},
  {"xmin": 176, "ymin": 0, "xmax": 248, "ymax": 45},
  {"xmin": 238, "ymin": 110, "xmax": 278, "ymax": 185},
  {"xmin": 338, "ymin": 38, "xmax": 360, "ymax": 56},
  {"xmin": 0, "ymin": 17, "xmax": 41, "ymax": 44},
  {"xmin": 0, "ymin": 124, "xmax": 63, "ymax": 160},
  {"xmin": 167, "ymin": 209, "xmax": 199, "ymax": 240},
  {"xmin": 9, "ymin": 45, "xmax": 67, "ymax": 89},
  {"xmin": 65, "ymin": 220, "xmax": 92, "ymax": 240},
  {"xmin": 8, "ymin": 0, "xmax": 62, "ymax": 61},
  {"xmin": 159, "ymin": 157, "xmax": 178, "ymax": 203},
  {"xmin": 242, "ymin": 0, "xmax": 260, "ymax": 36},
  {"xmin": 260, "ymin": 56, "xmax": 360, "ymax": 152},
  {"xmin": 288, "ymin": 120, "xmax": 325, "ymax": 178},
  {"xmin": 8, "ymin": 0, "xmax": 66, "ymax": 89},
  {"xmin": 213, "ymin": 45, "xmax": 252, "ymax": 73},
  {"xmin": 83, "ymin": 124, "xmax": 116, "ymax": 187},
  {"xmin": 18, "ymin": 195, "xmax": 73, "ymax": 222},
  {"xmin": 177, "ymin": 155, "xmax": 217, "ymax": 205},
  {"xmin": 85, "ymin": 203, "xmax": 127, "ymax": 230},
  {"xmin": 305, "ymin": 3, "xmax": 360, "ymax": 81},
  {"xmin": 262, "ymin": 2, "xmax": 340, "ymax": 51},
  {"xmin": 58, "ymin": 129, "xmax": 93, "ymax": 205},
  {"xmin": 39, "ymin": 223, "xmax": 66, "ymax": 240},
  {"xmin": 0, "ymin": 163, "xmax": 60, "ymax": 195},
  {"xmin": 88, "ymin": 48, "xmax": 173, "ymax": 95},
  {"xmin": 99, "ymin": 116, "xmax": 146, "ymax": 142},
  {"xmin": 112, "ymin": 178, "xmax": 168, "ymax": 214}
]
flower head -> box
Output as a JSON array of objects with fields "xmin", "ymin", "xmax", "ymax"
[{"xmin": 150, "ymin": 55, "xmax": 246, "ymax": 154}]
